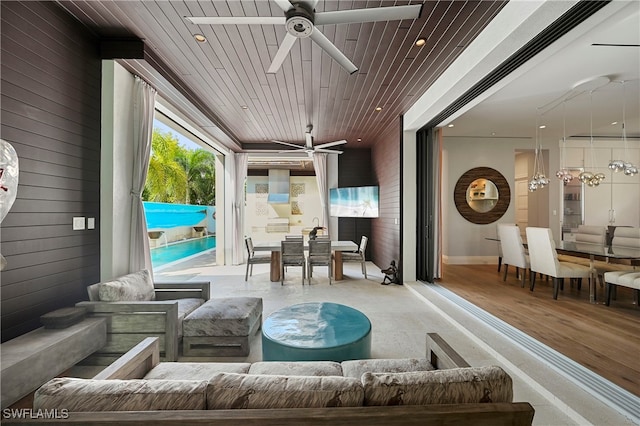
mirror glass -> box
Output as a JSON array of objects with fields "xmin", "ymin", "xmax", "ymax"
[
  {"xmin": 454, "ymin": 167, "xmax": 510, "ymax": 224},
  {"xmin": 466, "ymin": 178, "xmax": 499, "ymax": 213}
]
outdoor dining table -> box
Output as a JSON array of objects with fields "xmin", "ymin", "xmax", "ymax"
[
  {"xmin": 253, "ymin": 240, "xmax": 359, "ymax": 282},
  {"xmin": 487, "ymin": 237, "xmax": 640, "ymax": 303}
]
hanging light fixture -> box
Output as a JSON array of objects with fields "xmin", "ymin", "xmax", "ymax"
[
  {"xmin": 528, "ymin": 115, "xmax": 550, "ymax": 192},
  {"xmin": 608, "ymin": 80, "xmax": 638, "ymax": 176},
  {"xmin": 555, "ymin": 100, "xmax": 574, "ymax": 184},
  {"xmin": 578, "ymin": 90, "xmax": 606, "ymax": 187}
]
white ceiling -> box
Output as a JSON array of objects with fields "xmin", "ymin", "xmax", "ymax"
[{"xmin": 438, "ymin": 1, "xmax": 640, "ymax": 143}]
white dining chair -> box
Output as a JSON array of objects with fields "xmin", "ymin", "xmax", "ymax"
[
  {"xmin": 525, "ymin": 227, "xmax": 593, "ymax": 300},
  {"xmin": 495, "ymin": 222, "xmax": 515, "ymax": 272},
  {"xmin": 498, "ymin": 224, "xmax": 529, "ymax": 287}
]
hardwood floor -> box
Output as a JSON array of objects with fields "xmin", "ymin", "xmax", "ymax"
[{"xmin": 437, "ymin": 264, "xmax": 640, "ymax": 398}]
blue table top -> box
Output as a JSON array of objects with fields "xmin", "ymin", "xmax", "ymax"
[{"xmin": 262, "ymin": 302, "xmax": 371, "ymax": 349}]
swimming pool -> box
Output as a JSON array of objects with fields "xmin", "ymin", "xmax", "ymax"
[{"xmin": 151, "ymin": 236, "xmax": 216, "ymax": 268}]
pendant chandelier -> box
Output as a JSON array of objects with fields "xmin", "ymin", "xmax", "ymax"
[
  {"xmin": 528, "ymin": 115, "xmax": 550, "ymax": 192},
  {"xmin": 608, "ymin": 80, "xmax": 638, "ymax": 176},
  {"xmin": 555, "ymin": 100, "xmax": 574, "ymax": 183},
  {"xmin": 578, "ymin": 91, "xmax": 606, "ymax": 187}
]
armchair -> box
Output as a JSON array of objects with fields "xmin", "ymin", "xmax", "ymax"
[{"xmin": 77, "ymin": 270, "xmax": 210, "ymax": 362}]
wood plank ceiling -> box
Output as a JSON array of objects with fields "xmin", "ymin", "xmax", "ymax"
[{"xmin": 55, "ymin": 1, "xmax": 507, "ymax": 152}]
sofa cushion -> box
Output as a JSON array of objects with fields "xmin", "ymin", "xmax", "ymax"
[
  {"xmin": 34, "ymin": 378, "xmax": 207, "ymax": 411},
  {"xmin": 361, "ymin": 366, "xmax": 513, "ymax": 406},
  {"xmin": 98, "ymin": 270, "xmax": 155, "ymax": 302},
  {"xmin": 341, "ymin": 358, "xmax": 434, "ymax": 379},
  {"xmin": 176, "ymin": 298, "xmax": 205, "ymax": 338},
  {"xmin": 206, "ymin": 373, "xmax": 363, "ymax": 409},
  {"xmin": 249, "ymin": 361, "xmax": 342, "ymax": 376},
  {"xmin": 145, "ymin": 362, "xmax": 251, "ymax": 380}
]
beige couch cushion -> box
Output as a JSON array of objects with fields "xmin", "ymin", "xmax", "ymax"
[
  {"xmin": 207, "ymin": 373, "xmax": 363, "ymax": 409},
  {"xmin": 341, "ymin": 358, "xmax": 434, "ymax": 379},
  {"xmin": 145, "ymin": 362, "xmax": 251, "ymax": 380},
  {"xmin": 176, "ymin": 298, "xmax": 205, "ymax": 337},
  {"xmin": 362, "ymin": 366, "xmax": 513, "ymax": 406},
  {"xmin": 249, "ymin": 361, "xmax": 342, "ymax": 376},
  {"xmin": 98, "ymin": 270, "xmax": 155, "ymax": 302},
  {"xmin": 34, "ymin": 378, "xmax": 207, "ymax": 411}
]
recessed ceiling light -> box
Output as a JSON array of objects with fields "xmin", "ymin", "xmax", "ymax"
[
  {"xmin": 241, "ymin": 105, "xmax": 249, "ymax": 110},
  {"xmin": 357, "ymin": 138, "xmax": 362, "ymax": 142},
  {"xmin": 491, "ymin": 132, "xmax": 496, "ymax": 136},
  {"xmin": 194, "ymin": 34, "xmax": 207, "ymax": 43},
  {"xmin": 539, "ymin": 125, "xmax": 546, "ymax": 129},
  {"xmin": 415, "ymin": 38, "xmax": 427, "ymax": 47},
  {"xmin": 447, "ymin": 124, "xmax": 454, "ymax": 128},
  {"xmin": 611, "ymin": 121, "xmax": 618, "ymax": 125},
  {"xmin": 375, "ymin": 107, "xmax": 382, "ymax": 111}
]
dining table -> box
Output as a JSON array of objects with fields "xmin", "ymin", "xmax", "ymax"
[
  {"xmin": 253, "ymin": 240, "xmax": 359, "ymax": 282},
  {"xmin": 487, "ymin": 237, "xmax": 640, "ymax": 303}
]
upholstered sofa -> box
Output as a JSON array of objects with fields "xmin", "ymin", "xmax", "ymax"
[
  {"xmin": 76, "ymin": 270, "xmax": 211, "ymax": 362},
  {"xmin": 14, "ymin": 334, "xmax": 535, "ymax": 425}
]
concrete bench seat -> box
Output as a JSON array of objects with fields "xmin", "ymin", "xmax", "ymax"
[{"xmin": 182, "ymin": 297, "xmax": 263, "ymax": 356}]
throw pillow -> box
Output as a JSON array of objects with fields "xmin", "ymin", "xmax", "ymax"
[{"xmin": 98, "ymin": 270, "xmax": 155, "ymax": 302}]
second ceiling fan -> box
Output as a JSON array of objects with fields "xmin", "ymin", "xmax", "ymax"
[
  {"xmin": 186, "ymin": 0, "xmax": 422, "ymax": 74},
  {"xmin": 272, "ymin": 124, "xmax": 346, "ymax": 157}
]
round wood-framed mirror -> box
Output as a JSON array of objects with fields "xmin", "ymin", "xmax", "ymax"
[{"xmin": 454, "ymin": 167, "xmax": 510, "ymax": 224}]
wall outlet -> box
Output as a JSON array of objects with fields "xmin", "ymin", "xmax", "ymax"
[
  {"xmin": 87, "ymin": 217, "xmax": 95, "ymax": 229},
  {"xmin": 73, "ymin": 217, "xmax": 85, "ymax": 230}
]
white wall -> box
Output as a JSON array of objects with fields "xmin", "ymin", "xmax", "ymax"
[
  {"xmin": 101, "ymin": 61, "xmax": 135, "ymax": 280},
  {"xmin": 442, "ymin": 136, "xmax": 560, "ymax": 264}
]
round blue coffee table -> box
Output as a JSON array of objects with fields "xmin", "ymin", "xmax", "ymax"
[{"xmin": 262, "ymin": 302, "xmax": 372, "ymax": 362}]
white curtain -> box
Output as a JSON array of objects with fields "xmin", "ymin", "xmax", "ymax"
[
  {"xmin": 232, "ymin": 153, "xmax": 248, "ymax": 264},
  {"xmin": 312, "ymin": 153, "xmax": 329, "ymax": 228},
  {"xmin": 129, "ymin": 76, "xmax": 156, "ymax": 274}
]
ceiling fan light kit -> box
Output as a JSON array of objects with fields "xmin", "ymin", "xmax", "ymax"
[{"xmin": 186, "ymin": 1, "xmax": 422, "ymax": 75}]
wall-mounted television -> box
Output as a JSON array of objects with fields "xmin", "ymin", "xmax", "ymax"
[{"xmin": 329, "ymin": 186, "xmax": 379, "ymax": 218}]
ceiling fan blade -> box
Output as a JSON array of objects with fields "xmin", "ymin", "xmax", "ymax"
[
  {"xmin": 315, "ymin": 148, "xmax": 343, "ymax": 154},
  {"xmin": 314, "ymin": 4, "xmax": 422, "ymax": 25},
  {"xmin": 186, "ymin": 16, "xmax": 285, "ymax": 25},
  {"xmin": 273, "ymin": 0, "xmax": 294, "ymax": 12},
  {"xmin": 267, "ymin": 33, "xmax": 298, "ymax": 73},
  {"xmin": 315, "ymin": 139, "xmax": 347, "ymax": 149},
  {"xmin": 272, "ymin": 139, "xmax": 305, "ymax": 149},
  {"xmin": 309, "ymin": 29, "xmax": 358, "ymax": 74}
]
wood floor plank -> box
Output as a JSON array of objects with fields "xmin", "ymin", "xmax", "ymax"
[{"xmin": 438, "ymin": 264, "xmax": 640, "ymax": 397}]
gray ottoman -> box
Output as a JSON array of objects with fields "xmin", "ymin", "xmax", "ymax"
[{"xmin": 182, "ymin": 297, "xmax": 263, "ymax": 357}]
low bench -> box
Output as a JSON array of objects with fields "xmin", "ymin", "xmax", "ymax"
[
  {"xmin": 182, "ymin": 297, "xmax": 263, "ymax": 356},
  {"xmin": 0, "ymin": 317, "xmax": 106, "ymax": 409}
]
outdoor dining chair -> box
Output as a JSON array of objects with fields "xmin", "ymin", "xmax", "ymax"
[
  {"xmin": 307, "ymin": 239, "xmax": 333, "ymax": 285},
  {"xmin": 244, "ymin": 237, "xmax": 271, "ymax": 281},
  {"xmin": 281, "ymin": 239, "xmax": 306, "ymax": 285}
]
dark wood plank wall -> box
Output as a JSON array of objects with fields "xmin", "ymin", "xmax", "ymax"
[
  {"xmin": 0, "ymin": 1, "xmax": 102, "ymax": 342},
  {"xmin": 337, "ymin": 149, "xmax": 372, "ymax": 260},
  {"xmin": 371, "ymin": 121, "xmax": 401, "ymax": 271}
]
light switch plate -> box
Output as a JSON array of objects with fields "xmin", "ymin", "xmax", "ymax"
[
  {"xmin": 87, "ymin": 217, "xmax": 95, "ymax": 229},
  {"xmin": 73, "ymin": 217, "xmax": 85, "ymax": 230}
]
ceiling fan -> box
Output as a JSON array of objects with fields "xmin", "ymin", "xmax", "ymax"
[
  {"xmin": 185, "ymin": 0, "xmax": 422, "ymax": 74},
  {"xmin": 272, "ymin": 124, "xmax": 346, "ymax": 157}
]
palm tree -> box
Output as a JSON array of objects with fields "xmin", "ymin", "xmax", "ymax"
[
  {"xmin": 178, "ymin": 148, "xmax": 216, "ymax": 205},
  {"xmin": 144, "ymin": 130, "xmax": 187, "ymax": 203}
]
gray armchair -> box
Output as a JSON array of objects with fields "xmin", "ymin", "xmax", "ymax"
[
  {"xmin": 307, "ymin": 239, "xmax": 333, "ymax": 285},
  {"xmin": 77, "ymin": 270, "xmax": 210, "ymax": 362}
]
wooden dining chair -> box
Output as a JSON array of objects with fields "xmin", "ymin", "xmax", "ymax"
[
  {"xmin": 525, "ymin": 227, "xmax": 593, "ymax": 300},
  {"xmin": 280, "ymin": 239, "xmax": 306, "ymax": 285},
  {"xmin": 307, "ymin": 239, "xmax": 333, "ymax": 285},
  {"xmin": 497, "ymin": 224, "xmax": 529, "ymax": 287},
  {"xmin": 244, "ymin": 237, "xmax": 271, "ymax": 281}
]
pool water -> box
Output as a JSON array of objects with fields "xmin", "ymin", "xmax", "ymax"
[{"xmin": 151, "ymin": 236, "xmax": 216, "ymax": 268}]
